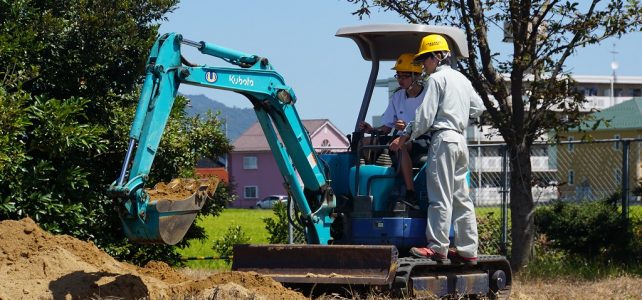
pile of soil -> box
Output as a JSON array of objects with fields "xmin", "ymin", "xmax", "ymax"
[
  {"xmin": 2, "ymin": 217, "xmax": 640, "ymax": 299},
  {"xmin": 147, "ymin": 177, "xmax": 219, "ymax": 201},
  {"xmin": 0, "ymin": 218, "xmax": 305, "ymax": 300}
]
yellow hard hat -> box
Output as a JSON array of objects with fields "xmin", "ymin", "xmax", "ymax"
[
  {"xmin": 414, "ymin": 34, "xmax": 450, "ymax": 59},
  {"xmin": 391, "ymin": 53, "xmax": 423, "ymax": 73}
]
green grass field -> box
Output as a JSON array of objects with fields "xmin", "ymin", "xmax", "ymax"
[
  {"xmin": 178, "ymin": 208, "xmax": 275, "ymax": 270},
  {"xmin": 180, "ymin": 205, "xmax": 642, "ymax": 270},
  {"xmin": 179, "ymin": 207, "xmax": 505, "ymax": 270}
]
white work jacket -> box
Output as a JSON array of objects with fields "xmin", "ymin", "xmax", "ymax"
[
  {"xmin": 409, "ymin": 65, "xmax": 485, "ymax": 141},
  {"xmin": 380, "ymin": 86, "xmax": 427, "ymax": 136}
]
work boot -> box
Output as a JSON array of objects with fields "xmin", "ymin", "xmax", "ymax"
[
  {"xmin": 399, "ymin": 190, "xmax": 419, "ymax": 210},
  {"xmin": 448, "ymin": 249, "xmax": 478, "ymax": 265},
  {"xmin": 410, "ymin": 247, "xmax": 447, "ymax": 261}
]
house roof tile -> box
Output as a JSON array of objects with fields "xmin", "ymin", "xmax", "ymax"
[
  {"xmin": 233, "ymin": 119, "xmax": 345, "ymax": 151},
  {"xmin": 581, "ymin": 97, "xmax": 642, "ymax": 130}
]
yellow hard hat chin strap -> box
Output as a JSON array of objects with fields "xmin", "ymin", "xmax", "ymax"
[
  {"xmin": 435, "ymin": 51, "xmax": 451, "ymax": 65},
  {"xmin": 411, "ymin": 74, "xmax": 424, "ymax": 87}
]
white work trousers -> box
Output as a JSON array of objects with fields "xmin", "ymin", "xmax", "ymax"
[{"xmin": 425, "ymin": 130, "xmax": 478, "ymax": 258}]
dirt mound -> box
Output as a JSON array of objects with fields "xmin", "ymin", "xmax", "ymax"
[
  {"xmin": 147, "ymin": 177, "xmax": 219, "ymax": 201},
  {"xmin": 0, "ymin": 218, "xmax": 304, "ymax": 300}
]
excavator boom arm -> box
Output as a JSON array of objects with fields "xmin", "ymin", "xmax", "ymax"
[{"xmin": 109, "ymin": 32, "xmax": 334, "ymax": 244}]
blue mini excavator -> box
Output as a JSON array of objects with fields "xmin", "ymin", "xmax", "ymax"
[{"xmin": 109, "ymin": 24, "xmax": 512, "ymax": 298}]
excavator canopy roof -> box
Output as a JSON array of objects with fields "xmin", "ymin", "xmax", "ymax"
[{"xmin": 335, "ymin": 24, "xmax": 468, "ymax": 61}]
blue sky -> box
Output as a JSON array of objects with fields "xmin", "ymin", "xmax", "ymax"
[{"xmin": 159, "ymin": 1, "xmax": 642, "ymax": 134}]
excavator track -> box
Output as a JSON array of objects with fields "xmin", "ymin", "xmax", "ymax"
[
  {"xmin": 234, "ymin": 244, "xmax": 511, "ymax": 299},
  {"xmin": 394, "ymin": 255, "xmax": 512, "ymax": 299}
]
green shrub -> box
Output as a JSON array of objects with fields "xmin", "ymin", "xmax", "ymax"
[
  {"xmin": 476, "ymin": 211, "xmax": 510, "ymax": 255},
  {"xmin": 262, "ymin": 202, "xmax": 289, "ymax": 244},
  {"xmin": 1, "ymin": 0, "xmax": 234, "ymax": 267},
  {"xmin": 534, "ymin": 199, "xmax": 637, "ymax": 263},
  {"xmin": 212, "ymin": 225, "xmax": 250, "ymax": 264},
  {"xmin": 630, "ymin": 213, "xmax": 642, "ymax": 261}
]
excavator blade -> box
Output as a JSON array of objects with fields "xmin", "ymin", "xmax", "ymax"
[
  {"xmin": 232, "ymin": 244, "xmax": 398, "ymax": 285},
  {"xmin": 121, "ymin": 178, "xmax": 219, "ymax": 245}
]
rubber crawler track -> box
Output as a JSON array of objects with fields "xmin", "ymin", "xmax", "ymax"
[{"xmin": 393, "ymin": 255, "xmax": 512, "ymax": 299}]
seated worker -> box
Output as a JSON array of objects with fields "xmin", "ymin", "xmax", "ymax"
[{"xmin": 358, "ymin": 53, "xmax": 427, "ymax": 209}]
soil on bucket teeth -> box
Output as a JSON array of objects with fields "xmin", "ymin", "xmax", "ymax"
[
  {"xmin": 0, "ymin": 218, "xmax": 305, "ymax": 300},
  {"xmin": 147, "ymin": 177, "xmax": 219, "ymax": 201}
]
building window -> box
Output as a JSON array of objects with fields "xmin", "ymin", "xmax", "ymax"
[
  {"xmin": 244, "ymin": 186, "xmax": 258, "ymax": 198},
  {"xmin": 568, "ymin": 170, "xmax": 575, "ymax": 186},
  {"xmin": 583, "ymin": 87, "xmax": 598, "ymax": 96},
  {"xmin": 614, "ymin": 134, "xmax": 621, "ymax": 150},
  {"xmin": 632, "ymin": 88, "xmax": 642, "ymax": 97},
  {"xmin": 470, "ymin": 147, "xmax": 478, "ymax": 157},
  {"xmin": 243, "ymin": 156, "xmax": 258, "ymax": 169},
  {"xmin": 321, "ymin": 139, "xmax": 331, "ymax": 147},
  {"xmin": 485, "ymin": 147, "xmax": 500, "ymax": 156},
  {"xmin": 567, "ymin": 137, "xmax": 574, "ymax": 152},
  {"xmin": 531, "ymin": 145, "xmax": 548, "ymax": 156}
]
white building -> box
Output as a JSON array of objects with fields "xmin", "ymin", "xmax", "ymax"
[{"xmin": 375, "ymin": 75, "xmax": 642, "ymax": 205}]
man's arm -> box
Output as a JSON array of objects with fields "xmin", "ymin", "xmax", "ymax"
[
  {"xmin": 468, "ymin": 84, "xmax": 485, "ymax": 118},
  {"xmin": 358, "ymin": 122, "xmax": 392, "ymax": 135},
  {"xmin": 389, "ymin": 132, "xmax": 410, "ymax": 152},
  {"xmin": 410, "ymin": 77, "xmax": 440, "ymax": 141}
]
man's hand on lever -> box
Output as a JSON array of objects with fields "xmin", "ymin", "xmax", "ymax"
[
  {"xmin": 394, "ymin": 120, "xmax": 407, "ymax": 131},
  {"xmin": 358, "ymin": 121, "xmax": 373, "ymax": 133},
  {"xmin": 389, "ymin": 135, "xmax": 409, "ymax": 152}
]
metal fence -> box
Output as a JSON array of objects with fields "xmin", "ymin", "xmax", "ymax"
[
  {"xmin": 289, "ymin": 139, "xmax": 642, "ymax": 248},
  {"xmin": 469, "ymin": 138, "xmax": 642, "ymax": 254},
  {"xmin": 469, "ymin": 139, "xmax": 642, "ymax": 208}
]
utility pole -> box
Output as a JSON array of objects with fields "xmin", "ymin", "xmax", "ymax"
[
  {"xmin": 477, "ymin": 117, "xmax": 481, "ymax": 204},
  {"xmin": 610, "ymin": 44, "xmax": 619, "ymax": 106}
]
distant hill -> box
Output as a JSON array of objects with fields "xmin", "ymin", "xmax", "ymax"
[{"xmin": 183, "ymin": 94, "xmax": 256, "ymax": 142}]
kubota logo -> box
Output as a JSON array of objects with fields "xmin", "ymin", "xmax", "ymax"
[
  {"xmin": 229, "ymin": 75, "xmax": 254, "ymax": 86},
  {"xmin": 205, "ymin": 71, "xmax": 217, "ymax": 83}
]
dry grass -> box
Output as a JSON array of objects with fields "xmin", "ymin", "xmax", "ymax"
[
  {"xmin": 176, "ymin": 258, "xmax": 642, "ymax": 299},
  {"xmin": 176, "ymin": 267, "xmax": 642, "ymax": 299},
  {"xmin": 511, "ymin": 276, "xmax": 642, "ymax": 300}
]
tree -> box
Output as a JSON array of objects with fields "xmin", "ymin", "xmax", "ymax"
[
  {"xmin": 347, "ymin": 0, "xmax": 642, "ymax": 272},
  {"xmin": 1, "ymin": 0, "xmax": 233, "ymax": 265}
]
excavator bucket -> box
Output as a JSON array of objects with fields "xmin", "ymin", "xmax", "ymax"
[
  {"xmin": 232, "ymin": 244, "xmax": 398, "ymax": 285},
  {"xmin": 120, "ymin": 177, "xmax": 219, "ymax": 245}
]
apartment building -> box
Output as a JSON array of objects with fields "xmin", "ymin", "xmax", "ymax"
[{"xmin": 376, "ymin": 74, "xmax": 642, "ymax": 205}]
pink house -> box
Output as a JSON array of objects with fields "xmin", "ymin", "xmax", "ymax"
[{"xmin": 229, "ymin": 119, "xmax": 349, "ymax": 208}]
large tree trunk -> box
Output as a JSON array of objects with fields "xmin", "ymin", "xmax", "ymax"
[{"xmin": 508, "ymin": 144, "xmax": 534, "ymax": 273}]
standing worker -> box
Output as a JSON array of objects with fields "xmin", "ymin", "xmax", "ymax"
[
  {"xmin": 359, "ymin": 53, "xmax": 426, "ymax": 209},
  {"xmin": 389, "ymin": 34, "xmax": 485, "ymax": 264}
]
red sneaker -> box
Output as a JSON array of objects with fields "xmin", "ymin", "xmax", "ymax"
[
  {"xmin": 448, "ymin": 249, "xmax": 478, "ymax": 265},
  {"xmin": 410, "ymin": 247, "xmax": 447, "ymax": 261}
]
